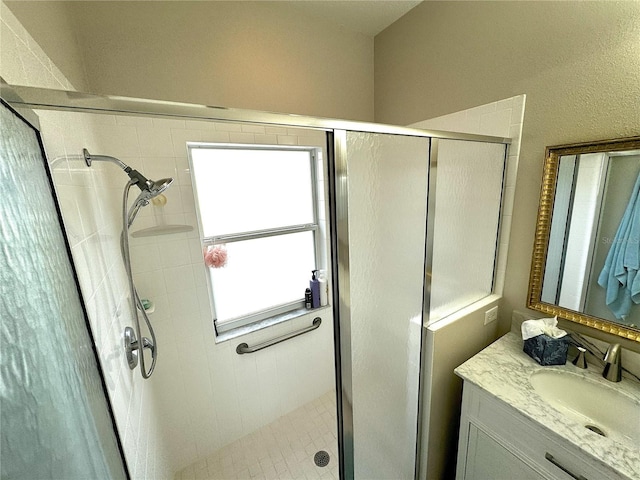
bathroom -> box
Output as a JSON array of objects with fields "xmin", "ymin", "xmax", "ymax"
[{"xmin": 1, "ymin": 2, "xmax": 639, "ymax": 480}]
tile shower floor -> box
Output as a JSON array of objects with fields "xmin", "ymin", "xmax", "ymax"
[{"xmin": 176, "ymin": 390, "xmax": 338, "ymax": 480}]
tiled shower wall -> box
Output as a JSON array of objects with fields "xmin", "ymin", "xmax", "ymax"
[
  {"xmin": 41, "ymin": 110, "xmax": 336, "ymax": 476},
  {"xmin": 41, "ymin": 110, "xmax": 175, "ymax": 478}
]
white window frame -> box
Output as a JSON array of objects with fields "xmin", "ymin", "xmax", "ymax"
[{"xmin": 188, "ymin": 143, "xmax": 322, "ymax": 336}]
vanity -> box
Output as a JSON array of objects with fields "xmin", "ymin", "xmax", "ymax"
[{"xmin": 455, "ymin": 333, "xmax": 640, "ymax": 480}]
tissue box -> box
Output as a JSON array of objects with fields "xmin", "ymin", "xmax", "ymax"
[{"xmin": 523, "ymin": 334, "xmax": 568, "ymax": 366}]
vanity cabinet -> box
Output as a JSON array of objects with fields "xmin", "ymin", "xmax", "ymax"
[{"xmin": 456, "ymin": 382, "xmax": 626, "ymax": 480}]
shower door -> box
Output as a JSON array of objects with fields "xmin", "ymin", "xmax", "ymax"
[
  {"xmin": 332, "ymin": 130, "xmax": 430, "ymax": 479},
  {"xmin": 0, "ymin": 102, "xmax": 128, "ymax": 479}
]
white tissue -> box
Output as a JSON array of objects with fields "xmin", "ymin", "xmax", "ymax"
[{"xmin": 521, "ymin": 316, "xmax": 567, "ymax": 340}]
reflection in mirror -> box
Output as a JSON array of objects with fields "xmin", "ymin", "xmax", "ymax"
[{"xmin": 528, "ymin": 137, "xmax": 640, "ymax": 342}]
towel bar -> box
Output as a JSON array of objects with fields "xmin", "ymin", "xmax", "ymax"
[{"xmin": 236, "ymin": 317, "xmax": 322, "ymax": 354}]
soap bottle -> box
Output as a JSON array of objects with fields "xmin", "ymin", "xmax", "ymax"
[
  {"xmin": 310, "ymin": 270, "xmax": 320, "ymax": 308},
  {"xmin": 318, "ymin": 271, "xmax": 328, "ymax": 307},
  {"xmin": 305, "ymin": 288, "xmax": 312, "ymax": 309}
]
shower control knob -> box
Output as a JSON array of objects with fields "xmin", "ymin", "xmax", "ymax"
[{"xmin": 123, "ymin": 326, "xmax": 139, "ymax": 370}]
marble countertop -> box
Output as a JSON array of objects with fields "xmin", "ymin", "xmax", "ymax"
[{"xmin": 455, "ymin": 333, "xmax": 640, "ymax": 480}]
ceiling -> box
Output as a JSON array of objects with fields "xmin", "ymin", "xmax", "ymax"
[{"xmin": 286, "ymin": 0, "xmax": 423, "ymax": 36}]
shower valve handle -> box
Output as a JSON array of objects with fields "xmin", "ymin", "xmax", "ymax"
[
  {"xmin": 124, "ymin": 327, "xmax": 156, "ymax": 370},
  {"xmin": 142, "ymin": 336, "xmax": 155, "ymax": 356}
]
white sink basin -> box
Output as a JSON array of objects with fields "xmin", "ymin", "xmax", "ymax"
[{"xmin": 529, "ymin": 370, "xmax": 640, "ymax": 446}]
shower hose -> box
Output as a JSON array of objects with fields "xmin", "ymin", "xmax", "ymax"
[{"xmin": 121, "ymin": 180, "xmax": 157, "ymax": 379}]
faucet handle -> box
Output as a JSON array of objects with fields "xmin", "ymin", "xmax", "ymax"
[
  {"xmin": 604, "ymin": 343, "xmax": 621, "ymax": 362},
  {"xmin": 603, "ymin": 344, "xmax": 622, "ymax": 382},
  {"xmin": 572, "ymin": 346, "xmax": 588, "ymax": 369}
]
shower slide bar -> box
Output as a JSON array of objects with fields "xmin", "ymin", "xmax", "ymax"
[{"xmin": 236, "ymin": 317, "xmax": 321, "ymax": 354}]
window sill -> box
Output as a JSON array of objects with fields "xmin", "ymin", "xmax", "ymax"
[{"xmin": 214, "ymin": 305, "xmax": 331, "ymax": 343}]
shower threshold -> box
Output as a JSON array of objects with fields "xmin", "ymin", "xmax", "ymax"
[{"xmin": 176, "ymin": 390, "xmax": 338, "ymax": 480}]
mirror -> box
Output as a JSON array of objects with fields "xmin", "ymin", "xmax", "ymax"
[{"xmin": 528, "ymin": 136, "xmax": 640, "ymax": 343}]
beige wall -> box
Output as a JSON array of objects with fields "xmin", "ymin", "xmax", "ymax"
[
  {"xmin": 424, "ymin": 296, "xmax": 501, "ymax": 480},
  {"xmin": 6, "ymin": 1, "xmax": 374, "ymax": 121},
  {"xmin": 3, "ymin": 1, "xmax": 88, "ymax": 90},
  {"xmin": 375, "ymin": 1, "xmax": 640, "ymax": 343}
]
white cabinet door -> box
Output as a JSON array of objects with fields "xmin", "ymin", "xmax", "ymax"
[{"xmin": 464, "ymin": 424, "xmax": 544, "ymax": 480}]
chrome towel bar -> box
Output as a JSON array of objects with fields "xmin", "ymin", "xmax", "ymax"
[{"xmin": 236, "ymin": 317, "xmax": 322, "ymax": 354}]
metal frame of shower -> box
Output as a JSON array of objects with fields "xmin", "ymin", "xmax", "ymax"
[{"xmin": 1, "ymin": 81, "xmax": 510, "ymax": 480}]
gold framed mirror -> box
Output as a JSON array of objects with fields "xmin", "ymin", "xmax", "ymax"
[{"xmin": 528, "ymin": 136, "xmax": 640, "ymax": 342}]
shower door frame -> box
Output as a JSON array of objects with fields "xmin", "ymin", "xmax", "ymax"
[{"xmin": 1, "ymin": 81, "xmax": 510, "ymax": 480}]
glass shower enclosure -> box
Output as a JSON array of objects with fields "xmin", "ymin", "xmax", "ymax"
[{"xmin": 1, "ymin": 83, "xmax": 509, "ymax": 479}]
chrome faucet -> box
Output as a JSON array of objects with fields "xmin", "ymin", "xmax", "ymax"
[{"xmin": 602, "ymin": 343, "xmax": 622, "ymax": 382}]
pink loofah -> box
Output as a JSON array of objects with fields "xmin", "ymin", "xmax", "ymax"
[{"xmin": 204, "ymin": 245, "xmax": 228, "ymax": 268}]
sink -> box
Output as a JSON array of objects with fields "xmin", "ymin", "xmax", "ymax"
[{"xmin": 529, "ymin": 370, "xmax": 640, "ymax": 446}]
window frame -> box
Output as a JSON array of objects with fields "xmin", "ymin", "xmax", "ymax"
[{"xmin": 188, "ymin": 142, "xmax": 322, "ymax": 335}]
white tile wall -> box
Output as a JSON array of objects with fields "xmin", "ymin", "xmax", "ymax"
[
  {"xmin": 41, "ymin": 108, "xmax": 336, "ymax": 475},
  {"xmin": 36, "ymin": 108, "xmax": 175, "ymax": 479}
]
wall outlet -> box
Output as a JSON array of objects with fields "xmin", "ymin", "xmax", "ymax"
[{"xmin": 484, "ymin": 306, "xmax": 499, "ymax": 325}]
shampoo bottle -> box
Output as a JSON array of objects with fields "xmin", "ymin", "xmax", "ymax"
[
  {"xmin": 310, "ymin": 270, "xmax": 320, "ymax": 308},
  {"xmin": 318, "ymin": 271, "xmax": 328, "ymax": 307}
]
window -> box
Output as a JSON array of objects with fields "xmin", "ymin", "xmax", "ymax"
[{"xmin": 189, "ymin": 143, "xmax": 322, "ymax": 335}]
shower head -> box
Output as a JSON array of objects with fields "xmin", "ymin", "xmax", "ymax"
[
  {"xmin": 127, "ymin": 177, "xmax": 174, "ymax": 227},
  {"xmin": 83, "ymin": 148, "xmax": 173, "ymax": 195},
  {"xmin": 133, "ymin": 177, "xmax": 174, "ymax": 207},
  {"xmin": 149, "ymin": 178, "xmax": 173, "ymax": 196}
]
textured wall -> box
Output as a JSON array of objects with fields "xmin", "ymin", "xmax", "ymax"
[
  {"xmin": 7, "ymin": 0, "xmax": 374, "ymax": 121},
  {"xmin": 374, "ymin": 1, "xmax": 640, "ymax": 341},
  {"xmin": 0, "ymin": 2, "xmax": 74, "ymax": 91},
  {"xmin": 3, "ymin": 1, "xmax": 87, "ymax": 90}
]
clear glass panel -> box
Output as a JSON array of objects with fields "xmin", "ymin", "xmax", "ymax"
[
  {"xmin": 346, "ymin": 131, "xmax": 430, "ymax": 479},
  {"xmin": 190, "ymin": 147, "xmax": 314, "ymax": 236},
  {"xmin": 211, "ymin": 231, "xmax": 316, "ymax": 322},
  {"xmin": 430, "ymin": 139, "xmax": 506, "ymax": 322},
  {"xmin": 0, "ymin": 104, "xmax": 126, "ymax": 479}
]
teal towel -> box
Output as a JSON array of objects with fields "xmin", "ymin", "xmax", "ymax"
[{"xmin": 597, "ymin": 172, "xmax": 640, "ymax": 319}]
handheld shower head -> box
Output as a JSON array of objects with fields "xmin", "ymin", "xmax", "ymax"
[
  {"xmin": 148, "ymin": 178, "xmax": 173, "ymax": 197},
  {"xmin": 133, "ymin": 177, "xmax": 174, "ymax": 207},
  {"xmin": 128, "ymin": 177, "xmax": 174, "ymax": 227}
]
